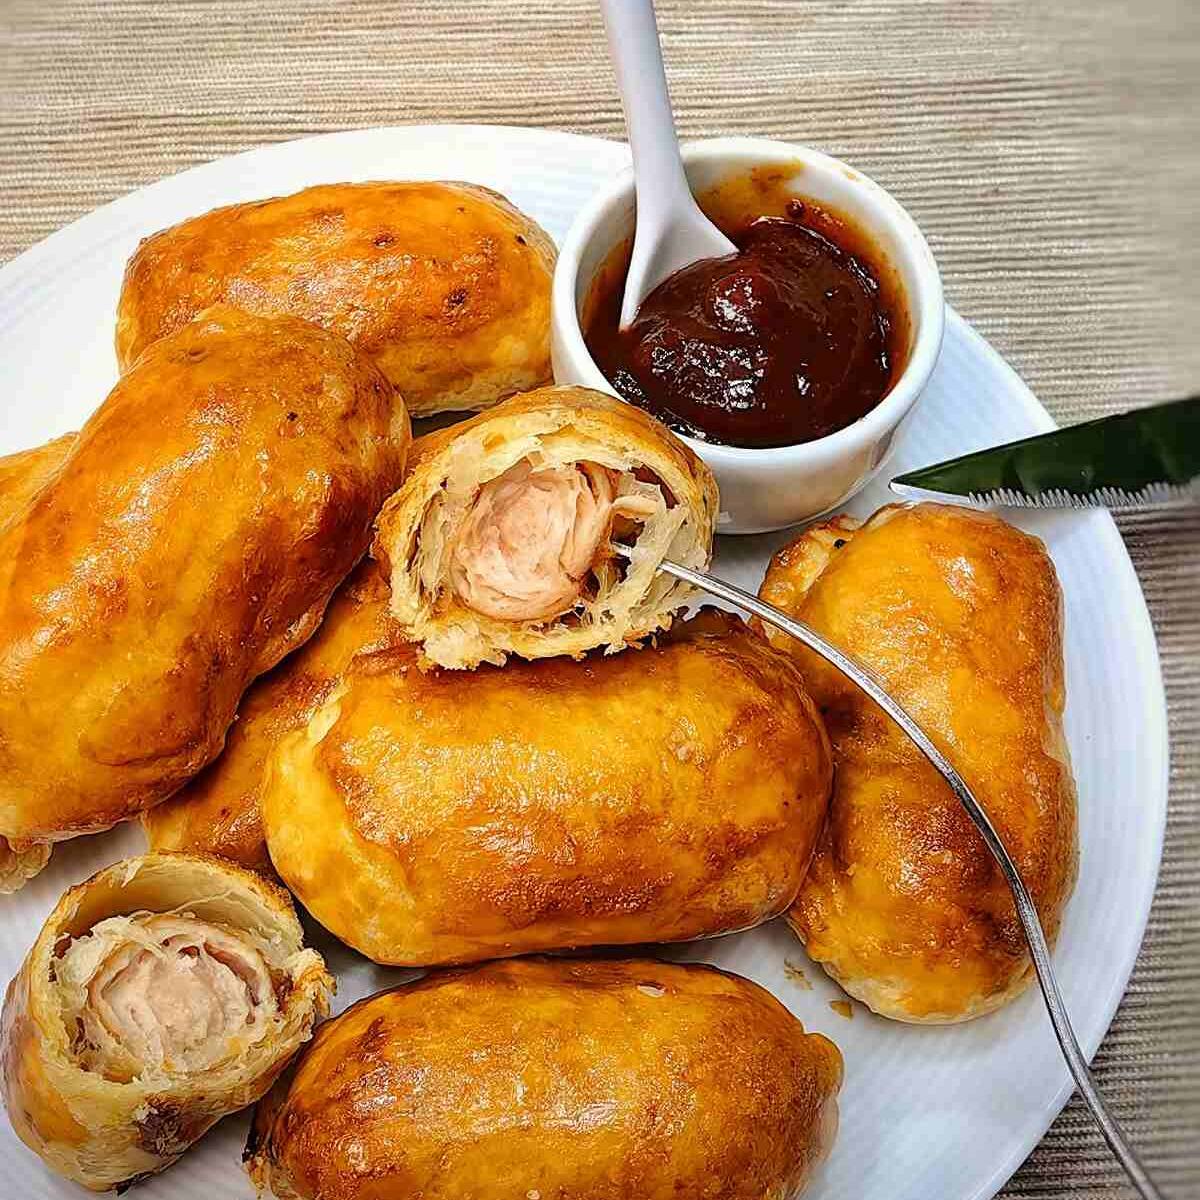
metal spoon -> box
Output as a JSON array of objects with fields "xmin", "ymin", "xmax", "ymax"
[
  {"xmin": 626, "ymin": 548, "xmax": 1164, "ymax": 1200},
  {"xmin": 599, "ymin": 0, "xmax": 737, "ymax": 328}
]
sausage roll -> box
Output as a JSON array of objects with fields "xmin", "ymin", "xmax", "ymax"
[
  {"xmin": 372, "ymin": 385, "xmax": 719, "ymax": 668},
  {"xmin": 758, "ymin": 503, "xmax": 1078, "ymax": 1022},
  {"xmin": 262, "ymin": 608, "xmax": 830, "ymax": 966},
  {"xmin": 1, "ymin": 852, "xmax": 332, "ymax": 1192},
  {"xmin": 0, "ymin": 305, "xmax": 408, "ymax": 882},
  {"xmin": 143, "ymin": 562, "xmax": 400, "ymax": 874},
  {"xmin": 115, "ymin": 181, "xmax": 556, "ymax": 416},
  {"xmin": 0, "ymin": 434, "xmax": 77, "ymax": 890},
  {"xmin": 246, "ymin": 957, "xmax": 842, "ymax": 1200}
]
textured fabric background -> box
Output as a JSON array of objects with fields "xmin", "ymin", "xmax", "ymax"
[{"xmin": 0, "ymin": 1, "xmax": 1196, "ymax": 1195}]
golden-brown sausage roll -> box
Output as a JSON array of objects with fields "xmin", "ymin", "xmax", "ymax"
[
  {"xmin": 246, "ymin": 957, "xmax": 842, "ymax": 1200},
  {"xmin": 758, "ymin": 503, "xmax": 1078, "ymax": 1022},
  {"xmin": 262, "ymin": 608, "xmax": 830, "ymax": 966},
  {"xmin": 143, "ymin": 562, "xmax": 400, "ymax": 873},
  {"xmin": 0, "ymin": 305, "xmax": 408, "ymax": 882},
  {"xmin": 115, "ymin": 181, "xmax": 556, "ymax": 416},
  {"xmin": 372, "ymin": 385, "xmax": 719, "ymax": 668},
  {"xmin": 0, "ymin": 852, "xmax": 332, "ymax": 1192}
]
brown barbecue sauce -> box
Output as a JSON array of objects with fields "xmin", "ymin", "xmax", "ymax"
[{"xmin": 585, "ymin": 179, "xmax": 906, "ymax": 450}]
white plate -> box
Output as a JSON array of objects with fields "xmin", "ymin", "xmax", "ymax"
[{"xmin": 0, "ymin": 125, "xmax": 1167, "ymax": 1200}]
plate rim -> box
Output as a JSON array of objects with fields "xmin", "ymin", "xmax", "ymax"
[
  {"xmin": 941, "ymin": 310, "xmax": 1169, "ymax": 1200},
  {"xmin": 0, "ymin": 122, "xmax": 1170, "ymax": 1200}
]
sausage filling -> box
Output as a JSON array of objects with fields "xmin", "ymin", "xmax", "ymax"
[
  {"xmin": 447, "ymin": 458, "xmax": 663, "ymax": 623},
  {"xmin": 449, "ymin": 461, "xmax": 614, "ymax": 621},
  {"xmin": 56, "ymin": 912, "xmax": 277, "ymax": 1083}
]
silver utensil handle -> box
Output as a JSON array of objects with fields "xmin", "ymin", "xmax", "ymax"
[{"xmin": 652, "ymin": 554, "xmax": 1164, "ymax": 1200}]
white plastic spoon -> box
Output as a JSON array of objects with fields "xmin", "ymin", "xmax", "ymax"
[{"xmin": 599, "ymin": 0, "xmax": 737, "ymax": 328}]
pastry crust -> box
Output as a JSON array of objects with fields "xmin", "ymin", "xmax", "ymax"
[
  {"xmin": 245, "ymin": 957, "xmax": 842, "ymax": 1200},
  {"xmin": 0, "ymin": 840, "xmax": 51, "ymax": 895},
  {"xmin": 757, "ymin": 503, "xmax": 1078, "ymax": 1022},
  {"xmin": 0, "ymin": 305, "xmax": 409, "ymax": 871},
  {"xmin": 143, "ymin": 562, "xmax": 401, "ymax": 874},
  {"xmin": 372, "ymin": 385, "xmax": 719, "ymax": 668},
  {"xmin": 115, "ymin": 181, "xmax": 556, "ymax": 416},
  {"xmin": 0, "ymin": 432, "xmax": 75, "ymax": 518},
  {"xmin": 0, "ymin": 435, "xmax": 76, "ymax": 889},
  {"xmin": 0, "ymin": 852, "xmax": 332, "ymax": 1192},
  {"xmin": 261, "ymin": 609, "xmax": 831, "ymax": 965}
]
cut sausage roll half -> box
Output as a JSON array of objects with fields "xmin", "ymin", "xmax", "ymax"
[
  {"xmin": 372, "ymin": 385, "xmax": 719, "ymax": 668},
  {"xmin": 0, "ymin": 853, "xmax": 332, "ymax": 1192}
]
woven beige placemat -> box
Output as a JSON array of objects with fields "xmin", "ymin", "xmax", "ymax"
[{"xmin": 1, "ymin": 1, "xmax": 1196, "ymax": 1194}]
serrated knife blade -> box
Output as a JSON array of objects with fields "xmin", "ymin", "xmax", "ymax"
[{"xmin": 890, "ymin": 396, "xmax": 1200, "ymax": 509}]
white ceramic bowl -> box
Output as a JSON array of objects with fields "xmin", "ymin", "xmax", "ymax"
[{"xmin": 552, "ymin": 137, "xmax": 945, "ymax": 533}]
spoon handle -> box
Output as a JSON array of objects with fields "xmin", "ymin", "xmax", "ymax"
[
  {"xmin": 648, "ymin": 552, "xmax": 1165, "ymax": 1200},
  {"xmin": 599, "ymin": 0, "xmax": 734, "ymax": 327},
  {"xmin": 599, "ymin": 0, "xmax": 690, "ymax": 216}
]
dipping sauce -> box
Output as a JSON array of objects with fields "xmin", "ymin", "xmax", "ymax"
[{"xmin": 585, "ymin": 191, "xmax": 904, "ymax": 450}]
